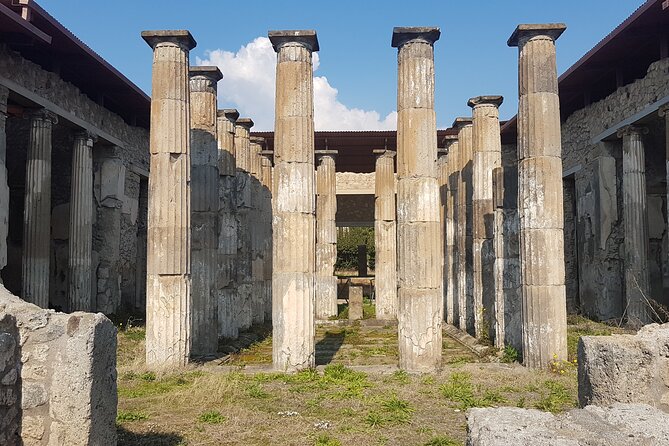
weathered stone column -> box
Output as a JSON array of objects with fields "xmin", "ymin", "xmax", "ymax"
[
  {"xmin": 452, "ymin": 117, "xmax": 473, "ymax": 333},
  {"xmin": 509, "ymin": 24, "xmax": 567, "ymax": 367},
  {"xmin": 189, "ymin": 66, "xmax": 222, "ymax": 355},
  {"xmin": 315, "ymin": 150, "xmax": 338, "ymax": 320},
  {"xmin": 250, "ymin": 135, "xmax": 265, "ymax": 325},
  {"xmin": 618, "ymin": 125, "xmax": 651, "ymax": 326},
  {"xmin": 269, "ymin": 30, "xmax": 318, "ymax": 372},
  {"xmin": 374, "ymin": 149, "xmax": 398, "ymax": 320},
  {"xmin": 68, "ymin": 130, "xmax": 95, "ymax": 312},
  {"xmin": 234, "ymin": 118, "xmax": 254, "ymax": 331},
  {"xmin": 142, "ymin": 30, "xmax": 196, "ymax": 367},
  {"xmin": 469, "ymin": 96, "xmax": 503, "ymax": 340},
  {"xmin": 446, "ymin": 137, "xmax": 460, "ymax": 325},
  {"xmin": 22, "ymin": 109, "xmax": 57, "ymax": 308},
  {"xmin": 661, "ymin": 105, "xmax": 669, "ymax": 311},
  {"xmin": 260, "ymin": 150, "xmax": 274, "ymax": 322},
  {"xmin": 0, "ymin": 86, "xmax": 8, "ymax": 279},
  {"xmin": 393, "ymin": 27, "xmax": 442, "ymax": 372},
  {"xmin": 216, "ymin": 108, "xmax": 239, "ymax": 339},
  {"xmin": 439, "ymin": 136, "xmax": 457, "ymax": 324}
]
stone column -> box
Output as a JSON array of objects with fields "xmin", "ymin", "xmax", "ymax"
[
  {"xmin": 374, "ymin": 149, "xmax": 397, "ymax": 320},
  {"xmin": 189, "ymin": 66, "xmax": 222, "ymax": 356},
  {"xmin": 0, "ymin": 86, "xmax": 8, "ymax": 278},
  {"xmin": 216, "ymin": 108, "xmax": 239, "ymax": 339},
  {"xmin": 469, "ymin": 96, "xmax": 503, "ymax": 340},
  {"xmin": 260, "ymin": 150, "xmax": 274, "ymax": 322},
  {"xmin": 315, "ymin": 150, "xmax": 338, "ymax": 320},
  {"xmin": 446, "ymin": 137, "xmax": 460, "ymax": 326},
  {"xmin": 250, "ymin": 135, "xmax": 265, "ymax": 325},
  {"xmin": 393, "ymin": 27, "xmax": 442, "ymax": 372},
  {"xmin": 452, "ymin": 117, "xmax": 473, "ymax": 333},
  {"xmin": 68, "ymin": 130, "xmax": 95, "ymax": 312},
  {"xmin": 269, "ymin": 30, "xmax": 318, "ymax": 372},
  {"xmin": 234, "ymin": 118, "xmax": 254, "ymax": 331},
  {"xmin": 661, "ymin": 105, "xmax": 669, "ymax": 309},
  {"xmin": 22, "ymin": 109, "xmax": 57, "ymax": 308},
  {"xmin": 508, "ymin": 24, "xmax": 567, "ymax": 367},
  {"xmin": 141, "ymin": 30, "xmax": 196, "ymax": 367},
  {"xmin": 618, "ymin": 125, "xmax": 651, "ymax": 326},
  {"xmin": 439, "ymin": 136, "xmax": 457, "ymax": 324}
]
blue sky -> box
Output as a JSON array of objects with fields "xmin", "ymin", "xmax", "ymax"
[{"xmin": 40, "ymin": 0, "xmax": 642, "ymax": 130}]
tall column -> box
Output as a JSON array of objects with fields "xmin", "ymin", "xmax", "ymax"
[
  {"xmin": 315, "ymin": 150, "xmax": 338, "ymax": 319},
  {"xmin": 68, "ymin": 130, "xmax": 95, "ymax": 312},
  {"xmin": 216, "ymin": 108, "xmax": 239, "ymax": 339},
  {"xmin": 234, "ymin": 118, "xmax": 254, "ymax": 331},
  {"xmin": 509, "ymin": 24, "xmax": 567, "ymax": 367},
  {"xmin": 260, "ymin": 150, "xmax": 274, "ymax": 322},
  {"xmin": 393, "ymin": 27, "xmax": 442, "ymax": 372},
  {"xmin": 250, "ymin": 136, "xmax": 265, "ymax": 325},
  {"xmin": 269, "ymin": 30, "xmax": 319, "ymax": 372},
  {"xmin": 452, "ymin": 117, "xmax": 473, "ymax": 333},
  {"xmin": 446, "ymin": 137, "xmax": 460, "ymax": 325},
  {"xmin": 189, "ymin": 66, "xmax": 222, "ymax": 355},
  {"xmin": 469, "ymin": 96, "xmax": 503, "ymax": 340},
  {"xmin": 440, "ymin": 136, "xmax": 457, "ymax": 324},
  {"xmin": 0, "ymin": 86, "xmax": 8, "ymax": 279},
  {"xmin": 661, "ymin": 105, "xmax": 669, "ymax": 307},
  {"xmin": 141, "ymin": 30, "xmax": 196, "ymax": 367},
  {"xmin": 22, "ymin": 109, "xmax": 57, "ymax": 308},
  {"xmin": 618, "ymin": 125, "xmax": 651, "ymax": 326},
  {"xmin": 374, "ymin": 149, "xmax": 398, "ymax": 320}
]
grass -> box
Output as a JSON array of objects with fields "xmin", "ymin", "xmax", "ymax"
[
  {"xmin": 533, "ymin": 380, "xmax": 576, "ymax": 413},
  {"xmin": 423, "ymin": 436, "xmax": 461, "ymax": 446},
  {"xmin": 197, "ymin": 410, "xmax": 227, "ymax": 424},
  {"xmin": 566, "ymin": 314, "xmax": 631, "ymax": 361},
  {"xmin": 117, "ymin": 410, "xmax": 149, "ymax": 422},
  {"xmin": 439, "ymin": 372, "xmax": 507, "ymax": 410}
]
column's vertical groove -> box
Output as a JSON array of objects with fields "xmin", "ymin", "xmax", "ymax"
[
  {"xmin": 374, "ymin": 149, "xmax": 398, "ymax": 320},
  {"xmin": 315, "ymin": 151, "xmax": 338, "ymax": 319}
]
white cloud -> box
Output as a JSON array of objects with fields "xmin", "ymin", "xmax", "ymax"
[{"xmin": 197, "ymin": 37, "xmax": 396, "ymax": 131}]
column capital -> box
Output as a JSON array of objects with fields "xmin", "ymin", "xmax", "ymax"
[
  {"xmin": 507, "ymin": 23, "xmax": 566, "ymax": 47},
  {"xmin": 315, "ymin": 149, "xmax": 338, "ymax": 161},
  {"xmin": 236, "ymin": 118, "xmax": 254, "ymax": 130},
  {"xmin": 27, "ymin": 108, "xmax": 58, "ymax": 125},
  {"xmin": 268, "ymin": 30, "xmax": 319, "ymax": 52},
  {"xmin": 659, "ymin": 103, "xmax": 669, "ymax": 117},
  {"xmin": 373, "ymin": 148, "xmax": 396, "ymax": 159},
  {"xmin": 451, "ymin": 116, "xmax": 473, "ymax": 131},
  {"xmin": 217, "ymin": 109, "xmax": 239, "ymax": 123},
  {"xmin": 141, "ymin": 30, "xmax": 196, "ymax": 50},
  {"xmin": 617, "ymin": 125, "xmax": 648, "ymax": 139},
  {"xmin": 438, "ymin": 147, "xmax": 449, "ymax": 158},
  {"xmin": 0, "ymin": 85, "xmax": 8, "ymax": 116},
  {"xmin": 467, "ymin": 95, "xmax": 504, "ymax": 109},
  {"xmin": 260, "ymin": 149, "xmax": 274, "ymax": 161},
  {"xmin": 250, "ymin": 136, "xmax": 266, "ymax": 147},
  {"xmin": 391, "ymin": 27, "xmax": 440, "ymax": 48},
  {"xmin": 442, "ymin": 134, "xmax": 458, "ymax": 148},
  {"xmin": 189, "ymin": 66, "xmax": 223, "ymax": 82},
  {"xmin": 73, "ymin": 129, "xmax": 97, "ymax": 144}
]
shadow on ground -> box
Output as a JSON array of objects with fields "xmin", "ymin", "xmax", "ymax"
[
  {"xmin": 117, "ymin": 426, "xmax": 184, "ymax": 446},
  {"xmin": 315, "ymin": 330, "xmax": 345, "ymax": 365}
]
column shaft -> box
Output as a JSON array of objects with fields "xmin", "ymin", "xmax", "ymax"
[
  {"xmin": 142, "ymin": 30, "xmax": 196, "ymax": 367},
  {"xmin": 393, "ymin": 27, "xmax": 442, "ymax": 372},
  {"xmin": 374, "ymin": 150, "xmax": 397, "ymax": 320},
  {"xmin": 315, "ymin": 153, "xmax": 338, "ymax": 319},
  {"xmin": 454, "ymin": 120, "xmax": 473, "ymax": 333},
  {"xmin": 270, "ymin": 30, "xmax": 318, "ymax": 371},
  {"xmin": 68, "ymin": 131, "xmax": 94, "ymax": 312},
  {"xmin": 22, "ymin": 109, "xmax": 57, "ymax": 308},
  {"xmin": 447, "ymin": 140, "xmax": 460, "ymax": 326},
  {"xmin": 0, "ymin": 86, "xmax": 8, "ymax": 277},
  {"xmin": 250, "ymin": 136, "xmax": 265, "ymax": 325},
  {"xmin": 260, "ymin": 154, "xmax": 274, "ymax": 322}
]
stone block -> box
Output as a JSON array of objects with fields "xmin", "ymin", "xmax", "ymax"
[
  {"xmin": 396, "ymin": 108, "xmax": 438, "ymax": 178},
  {"xmin": 348, "ymin": 285, "xmax": 364, "ymax": 321},
  {"xmin": 396, "ymin": 177, "xmax": 440, "ymax": 222},
  {"xmin": 518, "ymin": 157, "xmax": 564, "ymax": 229},
  {"xmin": 273, "ymin": 162, "xmax": 315, "ymax": 213},
  {"xmin": 578, "ymin": 323, "xmax": 669, "ymax": 412}
]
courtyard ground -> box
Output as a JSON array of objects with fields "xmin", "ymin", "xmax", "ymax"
[{"xmin": 115, "ymin": 315, "xmax": 629, "ymax": 446}]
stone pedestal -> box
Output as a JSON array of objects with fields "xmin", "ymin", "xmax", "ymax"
[
  {"xmin": 618, "ymin": 125, "xmax": 651, "ymax": 326},
  {"xmin": 216, "ymin": 108, "xmax": 239, "ymax": 338},
  {"xmin": 315, "ymin": 150, "xmax": 338, "ymax": 320},
  {"xmin": 509, "ymin": 24, "xmax": 568, "ymax": 368},
  {"xmin": 0, "ymin": 86, "xmax": 8, "ymax": 277},
  {"xmin": 469, "ymin": 96, "xmax": 503, "ymax": 340},
  {"xmin": 189, "ymin": 66, "xmax": 222, "ymax": 355},
  {"xmin": 393, "ymin": 27, "xmax": 442, "ymax": 372},
  {"xmin": 68, "ymin": 130, "xmax": 95, "ymax": 312},
  {"xmin": 234, "ymin": 118, "xmax": 254, "ymax": 331},
  {"xmin": 269, "ymin": 30, "xmax": 319, "ymax": 372},
  {"xmin": 22, "ymin": 109, "xmax": 57, "ymax": 308},
  {"xmin": 141, "ymin": 30, "xmax": 196, "ymax": 367},
  {"xmin": 374, "ymin": 149, "xmax": 397, "ymax": 320},
  {"xmin": 348, "ymin": 284, "xmax": 364, "ymax": 321}
]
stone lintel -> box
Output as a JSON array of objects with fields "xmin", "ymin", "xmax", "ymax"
[
  {"xmin": 468, "ymin": 95, "xmax": 504, "ymax": 108},
  {"xmin": 268, "ymin": 30, "xmax": 319, "ymax": 52},
  {"xmin": 507, "ymin": 23, "xmax": 566, "ymax": 47},
  {"xmin": 236, "ymin": 117, "xmax": 254, "ymax": 130},
  {"xmin": 189, "ymin": 66, "xmax": 223, "ymax": 82},
  {"xmin": 451, "ymin": 116, "xmax": 473, "ymax": 130},
  {"xmin": 141, "ymin": 30, "xmax": 197, "ymax": 50},
  {"xmin": 315, "ymin": 149, "xmax": 338, "ymax": 160},
  {"xmin": 391, "ymin": 26, "xmax": 440, "ymax": 48},
  {"xmin": 250, "ymin": 136, "xmax": 265, "ymax": 147},
  {"xmin": 373, "ymin": 148, "xmax": 396, "ymax": 158},
  {"xmin": 617, "ymin": 125, "xmax": 648, "ymax": 138},
  {"xmin": 217, "ymin": 108, "xmax": 239, "ymax": 122}
]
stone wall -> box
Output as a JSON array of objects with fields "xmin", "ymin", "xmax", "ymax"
[
  {"xmin": 561, "ymin": 57, "xmax": 669, "ymax": 318},
  {"xmin": 0, "ymin": 286, "xmax": 117, "ymax": 445}
]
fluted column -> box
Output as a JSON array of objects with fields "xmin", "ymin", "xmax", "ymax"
[
  {"xmin": 260, "ymin": 150, "xmax": 274, "ymax": 322},
  {"xmin": 446, "ymin": 138, "xmax": 460, "ymax": 325},
  {"xmin": 0, "ymin": 86, "xmax": 8, "ymax": 278},
  {"xmin": 315, "ymin": 150, "xmax": 338, "ymax": 319},
  {"xmin": 22, "ymin": 109, "xmax": 57, "ymax": 308},
  {"xmin": 469, "ymin": 96, "xmax": 503, "ymax": 340},
  {"xmin": 440, "ymin": 136, "xmax": 457, "ymax": 324},
  {"xmin": 234, "ymin": 118, "xmax": 254, "ymax": 331},
  {"xmin": 452, "ymin": 117, "xmax": 473, "ymax": 333},
  {"xmin": 216, "ymin": 108, "xmax": 239, "ymax": 338},
  {"xmin": 68, "ymin": 130, "xmax": 95, "ymax": 312},
  {"xmin": 393, "ymin": 27, "xmax": 442, "ymax": 372},
  {"xmin": 509, "ymin": 24, "xmax": 567, "ymax": 368},
  {"xmin": 374, "ymin": 149, "xmax": 397, "ymax": 320},
  {"xmin": 269, "ymin": 30, "xmax": 318, "ymax": 372},
  {"xmin": 142, "ymin": 30, "xmax": 196, "ymax": 367},
  {"xmin": 618, "ymin": 125, "xmax": 651, "ymax": 326},
  {"xmin": 250, "ymin": 136, "xmax": 265, "ymax": 325},
  {"xmin": 189, "ymin": 66, "xmax": 222, "ymax": 355},
  {"xmin": 661, "ymin": 105, "xmax": 669, "ymax": 306}
]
